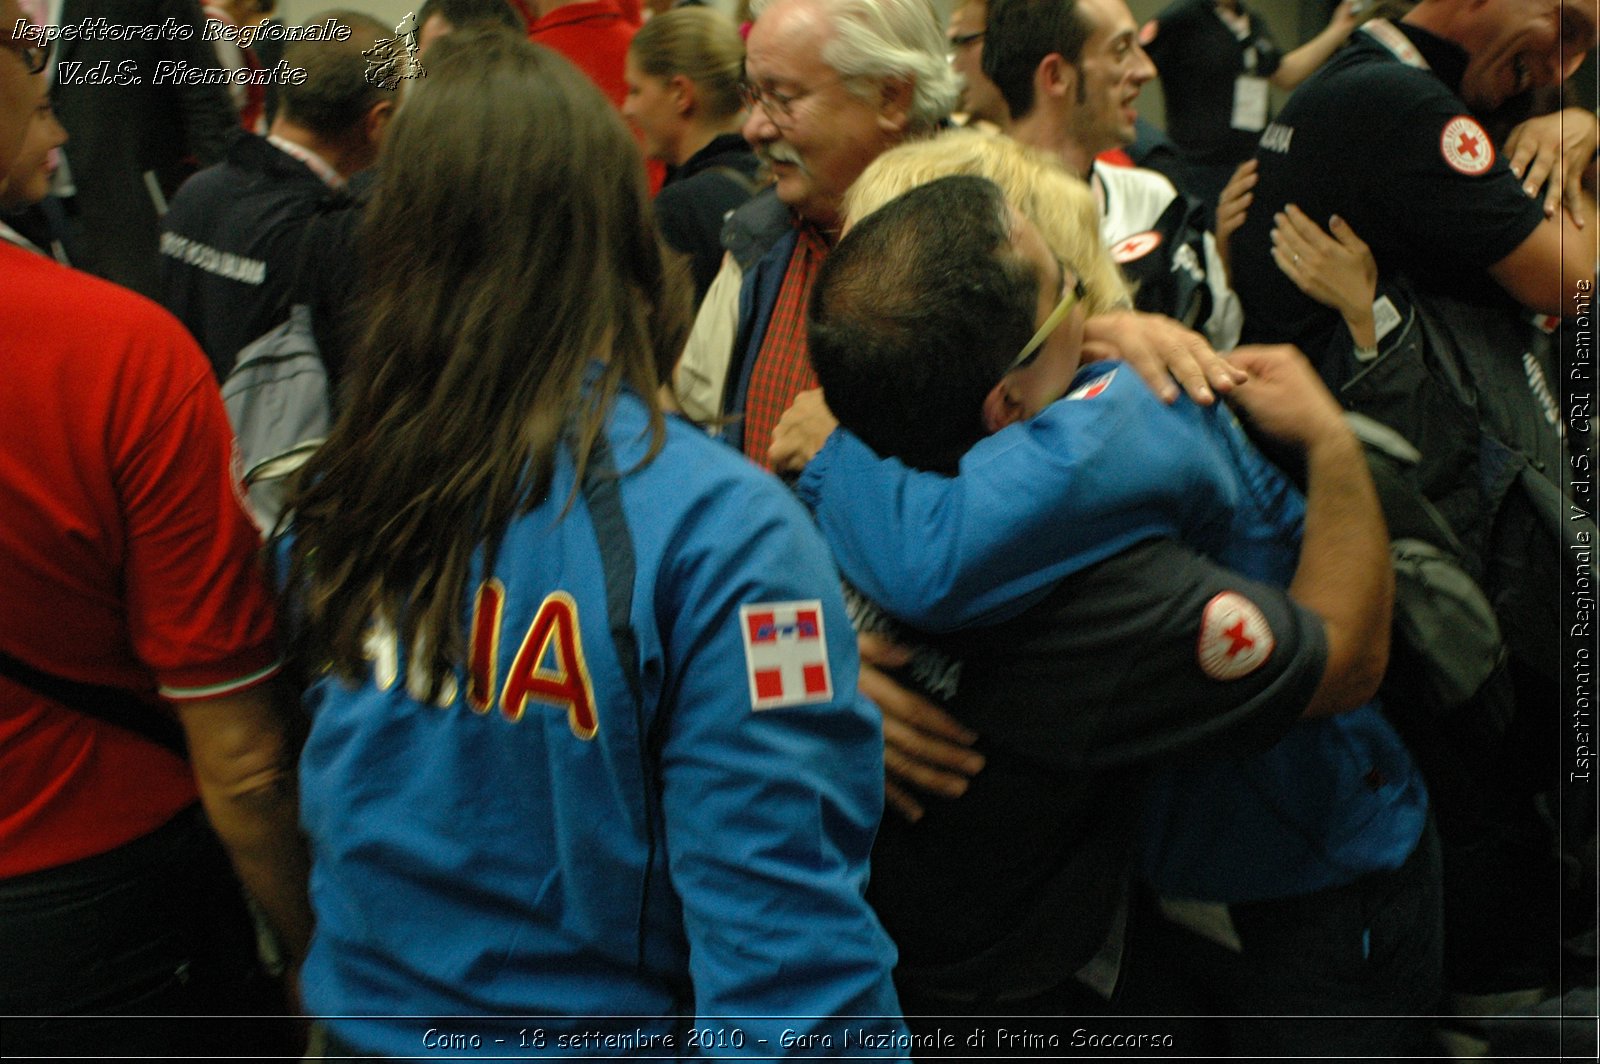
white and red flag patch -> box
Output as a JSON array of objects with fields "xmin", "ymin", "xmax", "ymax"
[
  {"xmin": 740, "ymin": 600, "xmax": 834, "ymax": 710},
  {"xmin": 1197, "ymin": 591, "xmax": 1275, "ymax": 681},
  {"xmin": 1440, "ymin": 116, "xmax": 1493, "ymax": 176}
]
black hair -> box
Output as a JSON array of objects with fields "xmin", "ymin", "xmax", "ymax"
[
  {"xmin": 278, "ymin": 11, "xmax": 390, "ymax": 138},
  {"xmin": 416, "ymin": 0, "xmax": 522, "ymax": 32},
  {"xmin": 981, "ymin": 0, "xmax": 1089, "ymax": 120},
  {"xmin": 809, "ymin": 174, "xmax": 1037, "ymax": 473}
]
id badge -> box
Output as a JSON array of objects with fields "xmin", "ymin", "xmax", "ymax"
[{"xmin": 1231, "ymin": 75, "xmax": 1269, "ymax": 132}]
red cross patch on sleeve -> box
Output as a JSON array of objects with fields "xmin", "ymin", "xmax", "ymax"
[
  {"xmin": 1440, "ymin": 115, "xmax": 1494, "ymax": 176},
  {"xmin": 740, "ymin": 600, "xmax": 834, "ymax": 710},
  {"xmin": 1110, "ymin": 230, "xmax": 1163, "ymax": 264},
  {"xmin": 1197, "ymin": 591, "xmax": 1275, "ymax": 680}
]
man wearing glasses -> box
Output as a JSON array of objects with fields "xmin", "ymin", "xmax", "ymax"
[
  {"xmin": 669, "ymin": 0, "xmax": 958, "ymax": 464},
  {"xmin": 792, "ymin": 173, "xmax": 1435, "ymax": 1048},
  {"xmin": 948, "ymin": 0, "xmax": 1007, "ymax": 129},
  {"xmin": 669, "ymin": 0, "xmax": 1241, "ymax": 449}
]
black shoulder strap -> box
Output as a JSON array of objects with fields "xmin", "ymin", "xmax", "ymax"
[
  {"xmin": 576, "ymin": 429, "xmax": 664, "ymax": 974},
  {"xmin": 577, "ymin": 433, "xmax": 642, "ymax": 706},
  {"xmin": 0, "ymin": 647, "xmax": 188, "ymax": 757},
  {"xmin": 702, "ymin": 164, "xmax": 761, "ymax": 200}
]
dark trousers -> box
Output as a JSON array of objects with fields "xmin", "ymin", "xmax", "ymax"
[
  {"xmin": 1116, "ymin": 818, "xmax": 1446, "ymax": 1059},
  {"xmin": 0, "ymin": 805, "xmax": 296, "ymax": 1059}
]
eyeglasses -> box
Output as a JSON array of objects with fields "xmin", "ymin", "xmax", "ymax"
[
  {"xmin": 1006, "ymin": 262, "xmax": 1085, "ymax": 374},
  {"xmin": 739, "ymin": 75, "xmax": 842, "ymax": 125},
  {"xmin": 0, "ymin": 26, "xmax": 49, "ymax": 75}
]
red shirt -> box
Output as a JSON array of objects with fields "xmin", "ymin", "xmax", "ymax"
[
  {"xmin": 742, "ymin": 223, "xmax": 830, "ymax": 469},
  {"xmin": 0, "ymin": 245, "xmax": 280, "ymax": 877},
  {"xmin": 529, "ymin": 0, "xmax": 635, "ymax": 110},
  {"xmin": 529, "ymin": 0, "xmax": 663, "ymax": 191}
]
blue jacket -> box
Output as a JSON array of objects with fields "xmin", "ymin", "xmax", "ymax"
[
  {"xmin": 296, "ymin": 389, "xmax": 905, "ymax": 1056},
  {"xmin": 798, "ymin": 362, "xmax": 1428, "ymax": 902},
  {"xmin": 713, "ymin": 189, "xmax": 797, "ymax": 455}
]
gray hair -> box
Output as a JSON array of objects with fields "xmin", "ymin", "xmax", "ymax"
[{"xmin": 752, "ymin": 0, "xmax": 958, "ymax": 134}]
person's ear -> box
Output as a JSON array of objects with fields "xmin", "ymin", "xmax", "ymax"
[
  {"xmin": 1038, "ymin": 52, "xmax": 1075, "ymax": 103},
  {"xmin": 365, "ymin": 99, "xmax": 396, "ymax": 146},
  {"xmin": 875, "ymin": 76, "xmax": 915, "ymax": 134},
  {"xmin": 668, "ymin": 73, "xmax": 695, "ymax": 116},
  {"xmin": 982, "ymin": 378, "xmax": 1025, "ymax": 432}
]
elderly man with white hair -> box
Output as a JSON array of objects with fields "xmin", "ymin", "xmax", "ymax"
[
  {"xmin": 669, "ymin": 0, "xmax": 1241, "ymax": 458},
  {"xmin": 669, "ymin": 0, "xmax": 958, "ymax": 463},
  {"xmin": 669, "ymin": 0, "xmax": 1252, "ymax": 836}
]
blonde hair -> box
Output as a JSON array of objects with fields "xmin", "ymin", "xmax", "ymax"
[
  {"xmin": 843, "ymin": 128, "xmax": 1131, "ymax": 315},
  {"xmin": 630, "ymin": 7, "xmax": 746, "ymax": 122}
]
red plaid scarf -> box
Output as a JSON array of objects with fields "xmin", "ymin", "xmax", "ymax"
[{"xmin": 742, "ymin": 224, "xmax": 831, "ymax": 469}]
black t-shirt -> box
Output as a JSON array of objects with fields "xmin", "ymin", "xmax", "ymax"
[
  {"xmin": 868, "ymin": 537, "xmax": 1325, "ymax": 998},
  {"xmin": 1231, "ymin": 21, "xmax": 1546, "ymax": 373},
  {"xmin": 159, "ymin": 133, "xmax": 348, "ymax": 379},
  {"xmin": 655, "ymin": 132, "xmax": 762, "ymax": 305},
  {"xmin": 1143, "ymin": 0, "xmax": 1283, "ymax": 167}
]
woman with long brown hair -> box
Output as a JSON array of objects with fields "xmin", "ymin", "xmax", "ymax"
[{"xmin": 284, "ymin": 29, "xmax": 902, "ymax": 1055}]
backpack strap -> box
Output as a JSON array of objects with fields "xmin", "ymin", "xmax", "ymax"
[
  {"xmin": 577, "ymin": 433, "xmax": 642, "ymax": 706},
  {"xmin": 0, "ymin": 647, "xmax": 188, "ymax": 757},
  {"xmin": 701, "ymin": 164, "xmax": 761, "ymax": 201},
  {"xmin": 577, "ymin": 429, "xmax": 672, "ymax": 980}
]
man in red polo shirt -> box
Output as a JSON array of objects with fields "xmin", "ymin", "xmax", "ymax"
[{"xmin": 0, "ymin": 4, "xmax": 309, "ymax": 1055}]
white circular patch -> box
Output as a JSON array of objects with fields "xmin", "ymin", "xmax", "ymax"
[
  {"xmin": 1440, "ymin": 116, "xmax": 1494, "ymax": 176},
  {"xmin": 1197, "ymin": 591, "xmax": 1276, "ymax": 681},
  {"xmin": 1111, "ymin": 230, "xmax": 1163, "ymax": 264}
]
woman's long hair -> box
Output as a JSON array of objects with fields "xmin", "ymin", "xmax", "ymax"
[{"xmin": 287, "ymin": 30, "xmax": 689, "ymax": 695}]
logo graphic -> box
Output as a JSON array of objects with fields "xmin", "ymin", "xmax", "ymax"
[
  {"xmin": 363, "ymin": 13, "xmax": 425, "ymax": 90},
  {"xmin": 1196, "ymin": 591, "xmax": 1275, "ymax": 680},
  {"xmin": 1110, "ymin": 230, "xmax": 1162, "ymax": 264},
  {"xmin": 1066, "ymin": 368, "xmax": 1117, "ymax": 401},
  {"xmin": 740, "ymin": 601, "xmax": 834, "ymax": 710},
  {"xmin": 1440, "ymin": 116, "xmax": 1493, "ymax": 176}
]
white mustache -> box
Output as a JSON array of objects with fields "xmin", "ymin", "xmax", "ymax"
[{"xmin": 760, "ymin": 144, "xmax": 807, "ymax": 171}]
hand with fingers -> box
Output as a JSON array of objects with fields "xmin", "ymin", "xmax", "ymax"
[
  {"xmin": 768, "ymin": 388, "xmax": 839, "ymax": 473},
  {"xmin": 1270, "ymin": 205, "xmax": 1379, "ymax": 350},
  {"xmin": 856, "ymin": 632, "xmax": 985, "ymax": 823},
  {"xmin": 1081, "ymin": 309, "xmax": 1249, "ymax": 406},
  {"xmin": 1214, "ymin": 159, "xmax": 1258, "ymax": 282},
  {"xmin": 1223, "ymin": 343, "xmax": 1352, "ymax": 453},
  {"xmin": 1503, "ymin": 107, "xmax": 1599, "ymax": 229}
]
